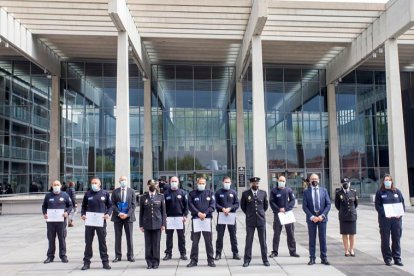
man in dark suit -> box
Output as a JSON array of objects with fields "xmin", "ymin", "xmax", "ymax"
[
  {"xmin": 111, "ymin": 176, "xmax": 137, "ymax": 263},
  {"xmin": 302, "ymin": 173, "xmax": 331, "ymax": 265},
  {"xmin": 240, "ymin": 177, "xmax": 270, "ymax": 267},
  {"xmin": 139, "ymin": 179, "xmax": 167, "ymax": 269}
]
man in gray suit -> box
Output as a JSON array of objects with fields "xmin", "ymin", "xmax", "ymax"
[{"xmin": 111, "ymin": 176, "xmax": 137, "ymax": 263}]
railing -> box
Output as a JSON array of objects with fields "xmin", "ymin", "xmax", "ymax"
[
  {"xmin": 0, "ymin": 105, "xmax": 49, "ymax": 129},
  {"xmin": 32, "ymin": 149, "xmax": 48, "ymax": 162}
]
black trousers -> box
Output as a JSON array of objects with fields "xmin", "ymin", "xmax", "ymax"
[
  {"xmin": 46, "ymin": 222, "xmax": 66, "ymax": 258},
  {"xmin": 190, "ymin": 231, "xmax": 214, "ymax": 262},
  {"xmin": 165, "ymin": 228, "xmax": 186, "ymax": 255},
  {"xmin": 216, "ymin": 223, "xmax": 238, "ymax": 254},
  {"xmin": 272, "ymin": 214, "xmax": 297, "ymax": 255},
  {"xmin": 144, "ymin": 229, "xmax": 161, "ymax": 266},
  {"xmin": 244, "ymin": 225, "xmax": 268, "ymax": 263},
  {"xmin": 83, "ymin": 223, "xmax": 109, "ymax": 264},
  {"xmin": 379, "ymin": 217, "xmax": 402, "ymax": 263},
  {"xmin": 114, "ymin": 221, "xmax": 134, "ymax": 259}
]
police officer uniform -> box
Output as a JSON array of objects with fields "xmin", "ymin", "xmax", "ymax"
[
  {"xmin": 269, "ymin": 185, "xmax": 298, "ymax": 257},
  {"xmin": 139, "ymin": 191, "xmax": 166, "ymax": 269},
  {"xmin": 42, "ymin": 190, "xmax": 72, "ymax": 263},
  {"xmin": 375, "ymin": 186, "xmax": 405, "ymax": 266},
  {"xmin": 81, "ymin": 188, "xmax": 112, "ymax": 269},
  {"xmin": 214, "ymin": 187, "xmax": 240, "ymax": 260},
  {"xmin": 163, "ymin": 186, "xmax": 188, "ymax": 260},
  {"xmin": 335, "ymin": 179, "xmax": 358, "ymax": 236},
  {"xmin": 187, "ymin": 188, "xmax": 216, "ymax": 267},
  {"xmin": 240, "ymin": 177, "xmax": 269, "ymax": 267}
]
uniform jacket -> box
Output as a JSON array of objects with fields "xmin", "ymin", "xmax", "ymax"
[
  {"xmin": 240, "ymin": 189, "xmax": 268, "ymax": 227},
  {"xmin": 42, "ymin": 191, "xmax": 73, "ymax": 215},
  {"xmin": 188, "ymin": 189, "xmax": 215, "ymax": 219},
  {"xmin": 215, "ymin": 188, "xmax": 239, "ymax": 213},
  {"xmin": 375, "ymin": 188, "xmax": 405, "ymax": 219},
  {"xmin": 111, "ymin": 187, "xmax": 137, "ymax": 222},
  {"xmin": 335, "ymin": 188, "xmax": 358, "ymax": 222},
  {"xmin": 269, "ymin": 187, "xmax": 295, "ymax": 213},
  {"xmin": 302, "ymin": 186, "xmax": 331, "ymax": 222},
  {"xmin": 81, "ymin": 189, "xmax": 113, "ymax": 216},
  {"xmin": 139, "ymin": 192, "xmax": 166, "ymax": 230},
  {"xmin": 164, "ymin": 188, "xmax": 188, "ymax": 217}
]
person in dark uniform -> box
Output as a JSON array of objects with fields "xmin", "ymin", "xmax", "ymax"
[
  {"xmin": 163, "ymin": 176, "xmax": 188, "ymax": 261},
  {"xmin": 375, "ymin": 174, "xmax": 405, "ymax": 266},
  {"xmin": 80, "ymin": 177, "xmax": 113, "ymax": 270},
  {"xmin": 186, "ymin": 177, "xmax": 216, "ymax": 268},
  {"xmin": 42, "ymin": 180, "xmax": 72, "ymax": 264},
  {"xmin": 111, "ymin": 176, "xmax": 137, "ymax": 263},
  {"xmin": 302, "ymin": 173, "xmax": 331, "ymax": 265},
  {"xmin": 269, "ymin": 175, "xmax": 299, "ymax": 258},
  {"xmin": 335, "ymin": 177, "xmax": 358, "ymax": 257},
  {"xmin": 214, "ymin": 176, "xmax": 240, "ymax": 260},
  {"xmin": 139, "ymin": 179, "xmax": 167, "ymax": 269},
  {"xmin": 240, "ymin": 177, "xmax": 270, "ymax": 267},
  {"xmin": 66, "ymin": 181, "xmax": 77, "ymax": 227}
]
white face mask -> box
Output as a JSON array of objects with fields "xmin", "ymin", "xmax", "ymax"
[
  {"xmin": 120, "ymin": 180, "xmax": 127, "ymax": 188},
  {"xmin": 170, "ymin": 181, "xmax": 179, "ymax": 190},
  {"xmin": 278, "ymin": 181, "xmax": 286, "ymax": 188},
  {"xmin": 197, "ymin": 184, "xmax": 206, "ymax": 191},
  {"xmin": 52, "ymin": 186, "xmax": 61, "ymax": 193},
  {"xmin": 91, "ymin": 184, "xmax": 100, "ymax": 192},
  {"xmin": 223, "ymin": 182, "xmax": 231, "ymax": 190}
]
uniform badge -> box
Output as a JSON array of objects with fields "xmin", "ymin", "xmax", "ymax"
[
  {"xmin": 220, "ymin": 194, "xmax": 225, "ymax": 198},
  {"xmin": 145, "ymin": 199, "xmax": 148, "ymax": 203},
  {"xmin": 49, "ymin": 198, "xmax": 54, "ymax": 201},
  {"xmin": 207, "ymin": 197, "xmax": 211, "ymax": 201},
  {"xmin": 101, "ymin": 196, "xmax": 105, "ymax": 201},
  {"xmin": 88, "ymin": 197, "xmax": 93, "ymax": 200},
  {"xmin": 394, "ymin": 194, "xmax": 398, "ymax": 198},
  {"xmin": 177, "ymin": 195, "xmax": 182, "ymax": 199},
  {"xmin": 229, "ymin": 194, "xmax": 234, "ymax": 198},
  {"xmin": 248, "ymin": 195, "xmax": 251, "ymax": 201},
  {"xmin": 340, "ymin": 195, "xmax": 343, "ymax": 200},
  {"xmin": 59, "ymin": 197, "xmax": 64, "ymax": 201},
  {"xmin": 166, "ymin": 196, "xmax": 171, "ymax": 200}
]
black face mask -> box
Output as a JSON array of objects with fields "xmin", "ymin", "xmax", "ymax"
[
  {"xmin": 342, "ymin": 183, "xmax": 349, "ymax": 189},
  {"xmin": 251, "ymin": 184, "xmax": 259, "ymax": 191},
  {"xmin": 148, "ymin": 184, "xmax": 156, "ymax": 192},
  {"xmin": 311, "ymin": 181, "xmax": 318, "ymax": 187}
]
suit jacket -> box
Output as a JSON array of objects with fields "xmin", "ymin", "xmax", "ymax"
[
  {"xmin": 111, "ymin": 187, "xmax": 136, "ymax": 222},
  {"xmin": 240, "ymin": 189, "xmax": 268, "ymax": 227},
  {"xmin": 139, "ymin": 192, "xmax": 166, "ymax": 230},
  {"xmin": 302, "ymin": 186, "xmax": 331, "ymax": 222}
]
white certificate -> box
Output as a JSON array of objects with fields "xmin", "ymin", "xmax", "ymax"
[
  {"xmin": 218, "ymin": 212, "xmax": 236, "ymax": 225},
  {"xmin": 278, "ymin": 211, "xmax": 296, "ymax": 225},
  {"xmin": 383, "ymin": 203, "xmax": 405, "ymax": 218},
  {"xmin": 166, "ymin": 217, "xmax": 184, "ymax": 230},
  {"xmin": 84, "ymin": 212, "xmax": 105, "ymax": 227},
  {"xmin": 47, "ymin": 209, "xmax": 64, "ymax": 222},
  {"xmin": 193, "ymin": 218, "xmax": 211, "ymax": 232}
]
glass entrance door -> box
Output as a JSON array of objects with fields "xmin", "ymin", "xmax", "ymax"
[
  {"xmin": 269, "ymin": 170, "xmax": 307, "ymax": 199},
  {"xmin": 159, "ymin": 171, "xmax": 215, "ymax": 193}
]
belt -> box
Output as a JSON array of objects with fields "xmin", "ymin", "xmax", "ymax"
[{"xmin": 314, "ymin": 211, "xmax": 320, "ymax": 215}]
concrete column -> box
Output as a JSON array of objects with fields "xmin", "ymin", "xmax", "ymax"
[
  {"xmin": 143, "ymin": 77, "xmax": 153, "ymax": 192},
  {"xmin": 384, "ymin": 39, "xmax": 411, "ymax": 205},
  {"xmin": 251, "ymin": 35, "xmax": 269, "ymax": 192},
  {"xmin": 48, "ymin": 76, "xmax": 60, "ymax": 183},
  {"xmin": 115, "ymin": 31, "xmax": 131, "ymax": 186},
  {"xmin": 236, "ymin": 81, "xmax": 247, "ymax": 198},
  {"xmin": 327, "ymin": 83, "xmax": 341, "ymax": 198}
]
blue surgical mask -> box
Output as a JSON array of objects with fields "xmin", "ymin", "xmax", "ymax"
[
  {"xmin": 170, "ymin": 181, "xmax": 179, "ymax": 190},
  {"xmin": 223, "ymin": 183, "xmax": 231, "ymax": 190},
  {"xmin": 278, "ymin": 181, "xmax": 286, "ymax": 188},
  {"xmin": 384, "ymin": 181, "xmax": 392, "ymax": 189},
  {"xmin": 197, "ymin": 185, "xmax": 205, "ymax": 191},
  {"xmin": 52, "ymin": 186, "xmax": 61, "ymax": 193},
  {"xmin": 120, "ymin": 180, "xmax": 127, "ymax": 188},
  {"xmin": 91, "ymin": 184, "xmax": 100, "ymax": 192}
]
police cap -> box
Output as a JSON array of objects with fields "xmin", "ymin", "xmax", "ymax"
[
  {"xmin": 341, "ymin": 177, "xmax": 350, "ymax": 183},
  {"xmin": 249, "ymin": 177, "xmax": 260, "ymax": 183}
]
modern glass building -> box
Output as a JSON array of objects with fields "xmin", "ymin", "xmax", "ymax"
[{"xmin": 0, "ymin": 0, "xmax": 412, "ymax": 203}]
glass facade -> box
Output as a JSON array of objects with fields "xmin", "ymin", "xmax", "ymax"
[
  {"xmin": 0, "ymin": 59, "xmax": 51, "ymax": 194},
  {"xmin": 152, "ymin": 65, "xmax": 237, "ymax": 191},
  {"xmin": 60, "ymin": 62, "xmax": 144, "ymax": 191},
  {"xmin": 336, "ymin": 70, "xmax": 388, "ymax": 197}
]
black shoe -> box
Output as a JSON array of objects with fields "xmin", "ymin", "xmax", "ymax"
[
  {"xmin": 187, "ymin": 260, "xmax": 197, "ymax": 267},
  {"xmin": 147, "ymin": 265, "xmax": 152, "ymax": 269},
  {"xmin": 214, "ymin": 253, "xmax": 221, "ymax": 260},
  {"xmin": 103, "ymin": 263, "xmax": 111, "ymax": 270},
  {"xmin": 163, "ymin": 254, "xmax": 172, "ymax": 261},
  {"xmin": 233, "ymin": 253, "xmax": 241, "ymax": 260},
  {"xmin": 61, "ymin": 256, "xmax": 68, "ymax": 263},
  {"xmin": 112, "ymin": 257, "xmax": 121, "ymax": 263},
  {"xmin": 385, "ymin": 261, "xmax": 392, "ymax": 266},
  {"xmin": 180, "ymin": 254, "xmax": 188, "ymax": 260},
  {"xmin": 43, "ymin": 257, "xmax": 54, "ymax": 264},
  {"xmin": 394, "ymin": 260, "xmax": 404, "ymax": 266},
  {"xmin": 263, "ymin": 261, "xmax": 270, "ymax": 266},
  {"xmin": 290, "ymin": 253, "xmax": 300, "ymax": 257},
  {"xmin": 242, "ymin": 262, "xmax": 250, "ymax": 267},
  {"xmin": 269, "ymin": 252, "xmax": 278, "ymax": 258},
  {"xmin": 308, "ymin": 259, "xmax": 315, "ymax": 265},
  {"xmin": 208, "ymin": 261, "xmax": 216, "ymax": 267},
  {"xmin": 321, "ymin": 259, "xmax": 330, "ymax": 265},
  {"xmin": 81, "ymin": 263, "xmax": 90, "ymax": 270},
  {"xmin": 128, "ymin": 257, "xmax": 135, "ymax": 262},
  {"xmin": 153, "ymin": 265, "xmax": 159, "ymax": 269}
]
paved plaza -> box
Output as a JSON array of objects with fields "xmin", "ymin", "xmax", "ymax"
[{"xmin": 0, "ymin": 202, "xmax": 413, "ymax": 276}]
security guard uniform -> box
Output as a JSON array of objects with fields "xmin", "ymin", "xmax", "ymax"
[
  {"xmin": 81, "ymin": 189, "xmax": 112, "ymax": 266},
  {"xmin": 214, "ymin": 187, "xmax": 239, "ymax": 259},
  {"xmin": 42, "ymin": 191, "xmax": 72, "ymax": 261},
  {"xmin": 269, "ymin": 186, "xmax": 297, "ymax": 256},
  {"xmin": 139, "ymin": 191, "xmax": 166, "ymax": 268},
  {"xmin": 188, "ymin": 188, "xmax": 215, "ymax": 265},
  {"xmin": 164, "ymin": 187, "xmax": 188, "ymax": 258},
  {"xmin": 240, "ymin": 180, "xmax": 269, "ymax": 266},
  {"xmin": 375, "ymin": 188, "xmax": 405, "ymax": 265}
]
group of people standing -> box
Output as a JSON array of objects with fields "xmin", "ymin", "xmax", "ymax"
[{"xmin": 41, "ymin": 173, "xmax": 405, "ymax": 270}]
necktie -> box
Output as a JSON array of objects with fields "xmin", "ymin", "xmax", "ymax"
[
  {"xmin": 150, "ymin": 194, "xmax": 154, "ymax": 201},
  {"xmin": 314, "ymin": 188, "xmax": 320, "ymax": 212},
  {"xmin": 121, "ymin": 189, "xmax": 125, "ymax": 202}
]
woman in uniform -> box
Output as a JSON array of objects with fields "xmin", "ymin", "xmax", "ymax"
[{"xmin": 335, "ymin": 177, "xmax": 358, "ymax": 257}]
